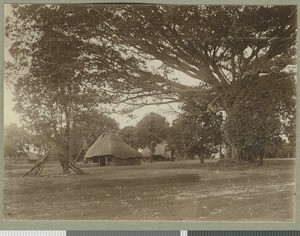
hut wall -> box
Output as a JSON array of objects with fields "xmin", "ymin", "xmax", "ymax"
[
  {"xmin": 90, "ymin": 156, "xmax": 141, "ymax": 166},
  {"xmin": 113, "ymin": 157, "xmax": 141, "ymax": 166},
  {"xmin": 153, "ymin": 155, "xmax": 167, "ymax": 161},
  {"xmin": 28, "ymin": 159, "xmax": 37, "ymax": 164}
]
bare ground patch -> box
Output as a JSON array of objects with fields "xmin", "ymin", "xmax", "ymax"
[{"xmin": 3, "ymin": 159, "xmax": 295, "ymax": 221}]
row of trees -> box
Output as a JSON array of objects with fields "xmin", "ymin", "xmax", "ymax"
[
  {"xmin": 4, "ymin": 101, "xmax": 223, "ymax": 164},
  {"xmin": 5, "ymin": 5, "xmax": 296, "ymax": 172},
  {"xmin": 4, "ymin": 110, "xmax": 118, "ymax": 163},
  {"xmin": 120, "ymin": 104, "xmax": 223, "ymax": 163},
  {"xmin": 5, "ymin": 104, "xmax": 294, "ymax": 166}
]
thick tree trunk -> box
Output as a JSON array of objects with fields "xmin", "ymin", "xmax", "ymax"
[
  {"xmin": 257, "ymin": 148, "xmax": 264, "ymax": 166},
  {"xmin": 63, "ymin": 110, "xmax": 71, "ymax": 174},
  {"xmin": 170, "ymin": 148, "xmax": 175, "ymax": 162},
  {"xmin": 219, "ymin": 144, "xmax": 225, "ymax": 159},
  {"xmin": 230, "ymin": 145, "xmax": 239, "ymax": 160},
  {"xmin": 229, "ymin": 145, "xmax": 246, "ymax": 162},
  {"xmin": 200, "ymin": 154, "xmax": 205, "ymax": 164},
  {"xmin": 149, "ymin": 144, "xmax": 156, "ymax": 162},
  {"xmin": 223, "ymin": 105, "xmax": 265, "ymax": 165},
  {"xmin": 228, "ymin": 143, "xmax": 264, "ymax": 165}
]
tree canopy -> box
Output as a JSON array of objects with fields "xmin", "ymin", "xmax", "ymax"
[
  {"xmin": 6, "ymin": 4, "xmax": 296, "ymax": 164},
  {"xmin": 118, "ymin": 126, "xmax": 139, "ymax": 149},
  {"xmin": 7, "ymin": 5, "xmax": 296, "ymax": 107},
  {"xmin": 224, "ymin": 72, "xmax": 296, "ymax": 162},
  {"xmin": 6, "ymin": 4, "xmax": 121, "ymax": 172},
  {"xmin": 135, "ymin": 112, "xmax": 170, "ymax": 160},
  {"xmin": 169, "ymin": 95, "xmax": 223, "ymax": 162}
]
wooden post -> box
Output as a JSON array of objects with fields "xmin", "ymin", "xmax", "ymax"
[{"xmin": 73, "ymin": 147, "xmax": 84, "ymax": 164}]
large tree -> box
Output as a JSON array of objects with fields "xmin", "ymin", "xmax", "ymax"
[
  {"xmin": 224, "ymin": 72, "xmax": 296, "ymax": 164},
  {"xmin": 6, "ymin": 4, "xmax": 297, "ymax": 162},
  {"xmin": 100, "ymin": 6, "xmax": 296, "ymax": 161},
  {"xmin": 5, "ymin": 5, "xmax": 119, "ymax": 173}
]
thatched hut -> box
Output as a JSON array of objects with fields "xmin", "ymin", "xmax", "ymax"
[
  {"xmin": 26, "ymin": 152, "xmax": 39, "ymax": 163},
  {"xmin": 26, "ymin": 151, "xmax": 39, "ymax": 164},
  {"xmin": 5, "ymin": 151, "xmax": 39, "ymax": 164},
  {"xmin": 84, "ymin": 132, "xmax": 142, "ymax": 166},
  {"xmin": 141, "ymin": 142, "xmax": 172, "ymax": 161}
]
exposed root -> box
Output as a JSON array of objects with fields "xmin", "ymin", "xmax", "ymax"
[
  {"xmin": 23, "ymin": 154, "xmax": 88, "ymax": 177},
  {"xmin": 58, "ymin": 154, "xmax": 88, "ymax": 175}
]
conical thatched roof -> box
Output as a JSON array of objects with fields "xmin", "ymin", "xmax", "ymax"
[
  {"xmin": 84, "ymin": 133, "xmax": 142, "ymax": 159},
  {"xmin": 141, "ymin": 142, "xmax": 171, "ymax": 159}
]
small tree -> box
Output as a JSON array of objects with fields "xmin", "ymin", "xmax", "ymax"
[
  {"xmin": 135, "ymin": 112, "xmax": 170, "ymax": 161},
  {"xmin": 169, "ymin": 96, "xmax": 223, "ymax": 163},
  {"xmin": 4, "ymin": 124, "xmax": 30, "ymax": 163},
  {"xmin": 168, "ymin": 117, "xmax": 194, "ymax": 159}
]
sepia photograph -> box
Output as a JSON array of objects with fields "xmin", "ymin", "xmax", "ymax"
[{"xmin": 3, "ymin": 4, "xmax": 296, "ymax": 221}]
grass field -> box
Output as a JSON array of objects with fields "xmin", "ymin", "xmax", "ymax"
[{"xmin": 3, "ymin": 159, "xmax": 295, "ymax": 221}]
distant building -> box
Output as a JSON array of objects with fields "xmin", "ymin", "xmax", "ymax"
[
  {"xmin": 141, "ymin": 142, "xmax": 172, "ymax": 161},
  {"xmin": 15, "ymin": 151, "xmax": 40, "ymax": 164}
]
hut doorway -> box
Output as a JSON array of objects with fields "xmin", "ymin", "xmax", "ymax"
[
  {"xmin": 98, "ymin": 156, "xmax": 106, "ymax": 167},
  {"xmin": 93, "ymin": 156, "xmax": 106, "ymax": 166}
]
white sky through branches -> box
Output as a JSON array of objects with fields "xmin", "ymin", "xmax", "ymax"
[{"xmin": 3, "ymin": 4, "xmax": 201, "ymax": 128}]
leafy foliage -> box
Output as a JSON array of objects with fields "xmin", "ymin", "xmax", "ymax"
[
  {"xmin": 118, "ymin": 126, "xmax": 139, "ymax": 149},
  {"xmin": 169, "ymin": 96, "xmax": 223, "ymax": 161},
  {"xmin": 135, "ymin": 112, "xmax": 170, "ymax": 157},
  {"xmin": 5, "ymin": 5, "xmax": 297, "ymax": 164},
  {"xmin": 7, "ymin": 5, "xmax": 296, "ymax": 108},
  {"xmin": 4, "ymin": 124, "xmax": 30, "ymax": 161},
  {"xmin": 6, "ymin": 5, "xmax": 119, "ymax": 172},
  {"xmin": 224, "ymin": 73, "xmax": 296, "ymax": 160}
]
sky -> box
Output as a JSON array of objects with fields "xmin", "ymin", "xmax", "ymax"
[
  {"xmin": 4, "ymin": 65, "xmax": 196, "ymax": 128},
  {"xmin": 3, "ymin": 4, "xmax": 200, "ymax": 129},
  {"xmin": 4, "ymin": 5, "xmax": 21, "ymax": 126},
  {"xmin": 4, "ymin": 74, "xmax": 192, "ymax": 129},
  {"xmin": 3, "ymin": 5, "xmax": 21, "ymax": 126},
  {"xmin": 3, "ymin": 33, "xmax": 196, "ymax": 128},
  {"xmin": 4, "ymin": 85, "xmax": 182, "ymax": 128}
]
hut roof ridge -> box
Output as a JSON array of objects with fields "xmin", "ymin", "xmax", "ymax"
[{"xmin": 85, "ymin": 132, "xmax": 142, "ymax": 159}]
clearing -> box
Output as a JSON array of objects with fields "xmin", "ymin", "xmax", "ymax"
[{"xmin": 3, "ymin": 159, "xmax": 295, "ymax": 221}]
